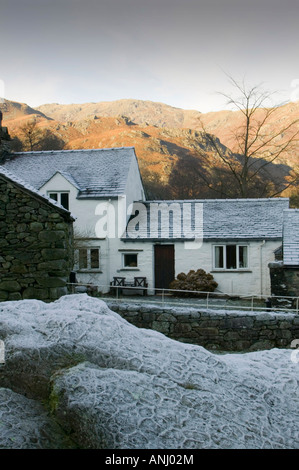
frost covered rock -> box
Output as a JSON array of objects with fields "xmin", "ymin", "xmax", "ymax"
[
  {"xmin": 0, "ymin": 294, "xmax": 299, "ymax": 449},
  {"xmin": 51, "ymin": 352, "xmax": 299, "ymax": 449},
  {"xmin": 0, "ymin": 388, "xmax": 74, "ymax": 449}
]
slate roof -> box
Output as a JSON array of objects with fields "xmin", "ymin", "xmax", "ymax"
[
  {"xmin": 124, "ymin": 198, "xmax": 289, "ymax": 241},
  {"xmin": 0, "ymin": 166, "xmax": 75, "ymax": 220},
  {"xmin": 283, "ymin": 209, "xmax": 299, "ymax": 265},
  {"xmin": 2, "ymin": 147, "xmax": 136, "ymax": 198}
]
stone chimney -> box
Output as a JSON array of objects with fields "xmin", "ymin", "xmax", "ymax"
[{"xmin": 0, "ymin": 109, "xmax": 11, "ymax": 162}]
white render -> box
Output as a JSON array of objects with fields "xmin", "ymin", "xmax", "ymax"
[{"xmin": 108, "ymin": 238, "xmax": 281, "ymax": 296}]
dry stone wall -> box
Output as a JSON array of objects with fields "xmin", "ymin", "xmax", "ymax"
[
  {"xmin": 0, "ymin": 176, "xmax": 74, "ymax": 302},
  {"xmin": 106, "ymin": 301, "xmax": 299, "ymax": 351}
]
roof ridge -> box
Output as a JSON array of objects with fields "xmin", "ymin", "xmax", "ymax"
[
  {"xmin": 142, "ymin": 198, "xmax": 289, "ymax": 203},
  {"xmin": 13, "ymin": 146, "xmax": 136, "ymax": 155}
]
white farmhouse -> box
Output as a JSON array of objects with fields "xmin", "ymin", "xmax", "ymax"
[{"xmin": 2, "ymin": 147, "xmax": 289, "ymax": 297}]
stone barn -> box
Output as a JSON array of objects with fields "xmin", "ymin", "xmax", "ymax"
[{"xmin": 0, "ymin": 166, "xmax": 74, "ymax": 302}]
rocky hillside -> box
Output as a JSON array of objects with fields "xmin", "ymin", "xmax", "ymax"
[
  {"xmin": 37, "ymin": 99, "xmax": 202, "ymax": 129},
  {"xmin": 36, "ymin": 98, "xmax": 299, "ymax": 167},
  {"xmin": 1, "ymin": 98, "xmax": 297, "ymax": 199},
  {"xmin": 200, "ymin": 101, "xmax": 299, "ymax": 168},
  {"xmin": 0, "ymin": 100, "xmax": 242, "ymax": 192},
  {"xmin": 0, "ymin": 99, "xmax": 49, "ymax": 122}
]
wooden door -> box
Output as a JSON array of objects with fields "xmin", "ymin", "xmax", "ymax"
[{"xmin": 154, "ymin": 245, "xmax": 175, "ymax": 289}]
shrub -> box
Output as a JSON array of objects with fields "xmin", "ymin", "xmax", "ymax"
[{"xmin": 169, "ymin": 269, "xmax": 218, "ymax": 297}]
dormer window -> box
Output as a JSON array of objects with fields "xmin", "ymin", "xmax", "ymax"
[{"xmin": 48, "ymin": 191, "xmax": 69, "ymax": 210}]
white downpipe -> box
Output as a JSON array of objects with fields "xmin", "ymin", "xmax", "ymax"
[{"xmin": 260, "ymin": 240, "xmax": 265, "ymax": 296}]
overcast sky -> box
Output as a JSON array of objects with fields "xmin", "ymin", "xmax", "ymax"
[{"xmin": 1, "ymin": 0, "xmax": 298, "ymax": 112}]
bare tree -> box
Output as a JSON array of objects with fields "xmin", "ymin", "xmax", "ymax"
[
  {"xmin": 167, "ymin": 151, "xmax": 290, "ymax": 200},
  {"xmin": 199, "ymin": 77, "xmax": 299, "ymax": 198},
  {"xmin": 19, "ymin": 118, "xmax": 44, "ymax": 151},
  {"xmin": 18, "ymin": 118, "xmax": 65, "ymax": 151}
]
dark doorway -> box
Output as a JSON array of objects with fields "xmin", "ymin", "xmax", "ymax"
[{"xmin": 154, "ymin": 244, "xmax": 175, "ymax": 290}]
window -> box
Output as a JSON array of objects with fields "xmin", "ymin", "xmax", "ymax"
[
  {"xmin": 48, "ymin": 192, "xmax": 69, "ymax": 210},
  {"xmin": 79, "ymin": 249, "xmax": 88, "ymax": 269},
  {"xmin": 90, "ymin": 249, "xmax": 100, "ymax": 269},
  {"xmin": 123, "ymin": 253, "xmax": 138, "ymax": 268},
  {"xmin": 76, "ymin": 248, "xmax": 100, "ymax": 271},
  {"xmin": 214, "ymin": 245, "xmax": 248, "ymax": 270}
]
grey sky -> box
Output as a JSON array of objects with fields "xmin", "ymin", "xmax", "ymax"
[{"xmin": 1, "ymin": 0, "xmax": 298, "ymax": 112}]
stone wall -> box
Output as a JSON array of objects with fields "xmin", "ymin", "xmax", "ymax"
[
  {"xmin": 0, "ymin": 175, "xmax": 74, "ymax": 302},
  {"xmin": 106, "ymin": 301, "xmax": 299, "ymax": 352}
]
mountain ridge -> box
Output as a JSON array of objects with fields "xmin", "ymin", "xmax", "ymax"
[
  {"xmin": 35, "ymin": 98, "xmax": 299, "ymax": 167},
  {"xmin": 36, "ymin": 98, "xmax": 203, "ymax": 130},
  {"xmin": 1, "ymin": 97, "xmax": 297, "ymax": 200},
  {"xmin": 0, "ymin": 99, "xmax": 50, "ymax": 122}
]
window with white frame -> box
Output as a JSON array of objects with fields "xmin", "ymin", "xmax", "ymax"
[
  {"xmin": 76, "ymin": 248, "xmax": 100, "ymax": 271},
  {"xmin": 123, "ymin": 253, "xmax": 138, "ymax": 268},
  {"xmin": 214, "ymin": 244, "xmax": 248, "ymax": 270},
  {"xmin": 48, "ymin": 191, "xmax": 69, "ymax": 210}
]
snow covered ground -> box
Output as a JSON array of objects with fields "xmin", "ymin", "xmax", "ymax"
[{"xmin": 0, "ymin": 294, "xmax": 299, "ymax": 449}]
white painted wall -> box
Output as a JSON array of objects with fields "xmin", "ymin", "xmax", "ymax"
[
  {"xmin": 114, "ymin": 239, "xmax": 280, "ymax": 297},
  {"xmin": 124, "ymin": 154, "xmax": 146, "ymax": 207},
  {"xmin": 40, "ymin": 173, "xmax": 99, "ymax": 236},
  {"xmin": 173, "ymin": 240, "xmax": 280, "ymax": 296},
  {"xmin": 109, "ymin": 239, "xmax": 154, "ymax": 290}
]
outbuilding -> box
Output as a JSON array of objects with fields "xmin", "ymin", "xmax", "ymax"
[{"xmin": 0, "ymin": 166, "xmax": 74, "ymax": 301}]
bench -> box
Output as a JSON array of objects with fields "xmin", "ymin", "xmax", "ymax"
[
  {"xmin": 110, "ymin": 276, "xmax": 148, "ymax": 296},
  {"xmin": 133, "ymin": 277, "xmax": 148, "ymax": 296}
]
